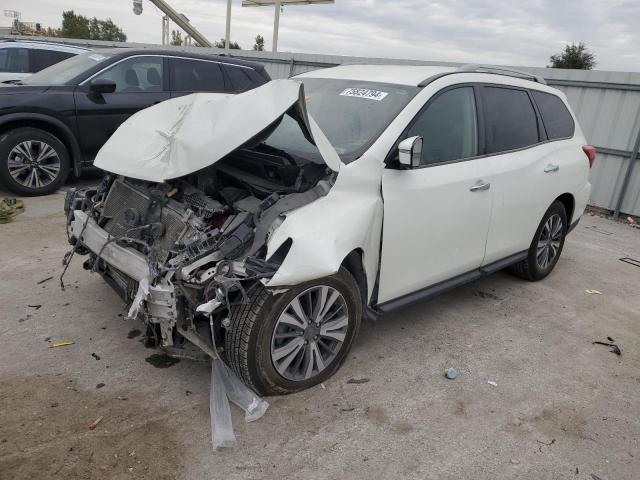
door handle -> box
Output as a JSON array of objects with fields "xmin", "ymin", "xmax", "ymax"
[
  {"xmin": 470, "ymin": 180, "xmax": 490, "ymax": 192},
  {"xmin": 544, "ymin": 164, "xmax": 560, "ymax": 173}
]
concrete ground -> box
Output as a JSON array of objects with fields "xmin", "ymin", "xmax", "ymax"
[{"xmin": 1, "ymin": 184, "xmax": 639, "ymax": 480}]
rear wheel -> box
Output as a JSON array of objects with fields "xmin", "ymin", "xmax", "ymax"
[
  {"xmin": 510, "ymin": 201, "xmax": 567, "ymax": 281},
  {"xmin": 0, "ymin": 127, "xmax": 70, "ymax": 196},
  {"xmin": 225, "ymin": 267, "xmax": 362, "ymax": 396}
]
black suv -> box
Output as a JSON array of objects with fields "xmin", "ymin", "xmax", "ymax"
[{"xmin": 0, "ymin": 48, "xmax": 270, "ymax": 195}]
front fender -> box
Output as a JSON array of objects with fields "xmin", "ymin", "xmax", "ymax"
[{"xmin": 265, "ymin": 156, "xmax": 383, "ymax": 301}]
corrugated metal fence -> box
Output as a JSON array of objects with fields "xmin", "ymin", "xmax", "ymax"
[{"xmin": 4, "ymin": 35, "xmax": 640, "ymax": 216}]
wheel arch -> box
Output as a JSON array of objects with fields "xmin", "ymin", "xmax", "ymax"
[
  {"xmin": 340, "ymin": 248, "xmax": 369, "ymax": 314},
  {"xmin": 0, "ymin": 114, "xmax": 83, "ymax": 176},
  {"xmin": 555, "ymin": 193, "xmax": 575, "ymax": 225}
]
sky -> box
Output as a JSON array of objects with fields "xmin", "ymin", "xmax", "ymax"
[{"xmin": 2, "ymin": 0, "xmax": 639, "ymax": 72}]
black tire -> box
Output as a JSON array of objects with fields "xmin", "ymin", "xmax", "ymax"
[
  {"xmin": 510, "ymin": 201, "xmax": 567, "ymax": 281},
  {"xmin": 0, "ymin": 127, "xmax": 70, "ymax": 196},
  {"xmin": 225, "ymin": 267, "xmax": 362, "ymax": 396}
]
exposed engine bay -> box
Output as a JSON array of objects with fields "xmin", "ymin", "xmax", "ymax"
[{"xmin": 64, "ymin": 147, "xmax": 335, "ymax": 360}]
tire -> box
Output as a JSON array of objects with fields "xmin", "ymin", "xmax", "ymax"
[
  {"xmin": 0, "ymin": 127, "xmax": 70, "ymax": 196},
  {"xmin": 510, "ymin": 200, "xmax": 567, "ymax": 281},
  {"xmin": 225, "ymin": 267, "xmax": 362, "ymax": 396}
]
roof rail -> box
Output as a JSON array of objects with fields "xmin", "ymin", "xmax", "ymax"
[{"xmin": 456, "ymin": 64, "xmax": 547, "ymax": 84}]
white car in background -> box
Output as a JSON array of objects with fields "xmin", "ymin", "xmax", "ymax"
[
  {"xmin": 65, "ymin": 64, "xmax": 593, "ymax": 396},
  {"xmin": 0, "ymin": 40, "xmax": 89, "ymax": 82}
]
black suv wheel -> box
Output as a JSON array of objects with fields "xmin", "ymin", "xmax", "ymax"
[
  {"xmin": 0, "ymin": 127, "xmax": 70, "ymax": 196},
  {"xmin": 225, "ymin": 267, "xmax": 362, "ymax": 396}
]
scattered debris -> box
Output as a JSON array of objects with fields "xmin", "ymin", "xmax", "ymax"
[
  {"xmin": 48, "ymin": 341, "xmax": 75, "ymax": 348},
  {"xmin": 50, "ymin": 402, "xmax": 59, "ymax": 408},
  {"xmin": 585, "ymin": 289, "xmax": 602, "ymax": 295},
  {"xmin": 510, "ymin": 459, "xmax": 520, "ymax": 465},
  {"xmin": 321, "ymin": 383, "xmax": 326, "ymax": 390},
  {"xmin": 37, "ymin": 276, "xmax": 54, "ymax": 285},
  {"xmin": 0, "ymin": 198, "xmax": 24, "ymax": 223},
  {"xmin": 347, "ymin": 378, "xmax": 370, "ymax": 385},
  {"xmin": 96, "ymin": 383, "xmax": 105, "ymax": 389},
  {"xmin": 591, "ymin": 475, "xmax": 603, "ymax": 480},
  {"xmin": 619, "ymin": 257, "xmax": 640, "ymax": 268},
  {"xmin": 576, "ymin": 467, "xmax": 579, "ymax": 475},
  {"xmin": 607, "ymin": 336, "xmax": 614, "ymax": 342},
  {"xmin": 626, "ymin": 216, "xmax": 636, "ymax": 225},
  {"xmin": 88, "ymin": 416, "xmax": 104, "ymax": 430},
  {"xmin": 185, "ymin": 390, "xmax": 192, "ymax": 396},
  {"xmin": 487, "ymin": 380, "xmax": 498, "ymax": 387},
  {"xmin": 537, "ymin": 438, "xmax": 556, "ymax": 452},
  {"xmin": 91, "ymin": 353, "xmax": 101, "ymax": 361},
  {"xmin": 444, "ymin": 368, "xmax": 458, "ymax": 380},
  {"xmin": 27, "ymin": 304, "xmax": 42, "ymax": 310},
  {"xmin": 340, "ymin": 407, "xmax": 355, "ymax": 412},
  {"xmin": 593, "ymin": 340, "xmax": 622, "ymax": 356}
]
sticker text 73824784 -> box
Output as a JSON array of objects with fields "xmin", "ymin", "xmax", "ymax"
[{"xmin": 339, "ymin": 88, "xmax": 389, "ymax": 101}]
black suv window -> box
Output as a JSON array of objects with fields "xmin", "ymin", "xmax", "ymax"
[
  {"xmin": 29, "ymin": 49, "xmax": 75, "ymax": 73},
  {"xmin": 531, "ymin": 91, "xmax": 574, "ymax": 140},
  {"xmin": 483, "ymin": 86, "xmax": 539, "ymax": 153},
  {"xmin": 224, "ymin": 65, "xmax": 252, "ymax": 91},
  {"xmin": 0, "ymin": 48, "xmax": 29, "ymax": 73},
  {"xmin": 406, "ymin": 86, "xmax": 478, "ymax": 165},
  {"xmin": 170, "ymin": 58, "xmax": 225, "ymax": 92},
  {"xmin": 93, "ymin": 56, "xmax": 163, "ymax": 92}
]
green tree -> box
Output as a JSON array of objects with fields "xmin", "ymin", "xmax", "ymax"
[
  {"xmin": 253, "ymin": 34, "xmax": 265, "ymax": 51},
  {"xmin": 170, "ymin": 30, "xmax": 183, "ymax": 46},
  {"xmin": 58, "ymin": 10, "xmax": 127, "ymax": 42},
  {"xmin": 214, "ymin": 38, "xmax": 241, "ymax": 49},
  {"xmin": 549, "ymin": 42, "xmax": 596, "ymax": 70}
]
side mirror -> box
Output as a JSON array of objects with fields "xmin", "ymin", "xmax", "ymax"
[
  {"xmin": 89, "ymin": 78, "xmax": 116, "ymax": 95},
  {"xmin": 398, "ymin": 136, "xmax": 422, "ymax": 168}
]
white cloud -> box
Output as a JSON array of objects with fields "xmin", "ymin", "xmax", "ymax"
[{"xmin": 3, "ymin": 0, "xmax": 639, "ymax": 71}]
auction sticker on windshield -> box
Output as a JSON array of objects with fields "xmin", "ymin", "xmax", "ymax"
[
  {"xmin": 88, "ymin": 54, "xmax": 107, "ymax": 62},
  {"xmin": 340, "ymin": 88, "xmax": 388, "ymax": 101}
]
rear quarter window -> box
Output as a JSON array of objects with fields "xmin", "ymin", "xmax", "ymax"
[
  {"xmin": 170, "ymin": 58, "xmax": 225, "ymax": 92},
  {"xmin": 224, "ymin": 65, "xmax": 252, "ymax": 91},
  {"xmin": 29, "ymin": 49, "xmax": 76, "ymax": 72},
  {"xmin": 531, "ymin": 91, "xmax": 575, "ymax": 140},
  {"xmin": 483, "ymin": 86, "xmax": 540, "ymax": 154}
]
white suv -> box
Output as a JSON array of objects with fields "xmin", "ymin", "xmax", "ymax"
[
  {"xmin": 0, "ymin": 40, "xmax": 88, "ymax": 82},
  {"xmin": 65, "ymin": 64, "xmax": 593, "ymax": 395}
]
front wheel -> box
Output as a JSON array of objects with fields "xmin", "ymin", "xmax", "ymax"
[
  {"xmin": 510, "ymin": 200, "xmax": 567, "ymax": 281},
  {"xmin": 225, "ymin": 267, "xmax": 362, "ymax": 396},
  {"xmin": 0, "ymin": 127, "xmax": 70, "ymax": 196}
]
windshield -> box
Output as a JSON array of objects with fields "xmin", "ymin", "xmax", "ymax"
[
  {"xmin": 262, "ymin": 78, "xmax": 419, "ymax": 163},
  {"xmin": 21, "ymin": 51, "xmax": 114, "ymax": 85}
]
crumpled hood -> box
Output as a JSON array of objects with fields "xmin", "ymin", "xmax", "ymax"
[{"xmin": 94, "ymin": 79, "xmax": 341, "ymax": 182}]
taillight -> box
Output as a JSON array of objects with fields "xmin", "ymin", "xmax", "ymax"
[{"xmin": 582, "ymin": 145, "xmax": 596, "ymax": 168}]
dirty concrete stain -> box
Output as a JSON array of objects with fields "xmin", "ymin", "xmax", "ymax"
[
  {"xmin": 391, "ymin": 420, "xmax": 414, "ymax": 434},
  {"xmin": 127, "ymin": 328, "xmax": 142, "ymax": 339},
  {"xmin": 0, "ymin": 374, "xmax": 185, "ymax": 480},
  {"xmin": 145, "ymin": 354, "xmax": 180, "ymax": 369},
  {"xmin": 365, "ymin": 406, "xmax": 389, "ymax": 426}
]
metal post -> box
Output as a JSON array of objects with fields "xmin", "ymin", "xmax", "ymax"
[
  {"xmin": 614, "ymin": 127, "xmax": 640, "ymax": 218},
  {"xmin": 225, "ymin": 0, "xmax": 232, "ymax": 52},
  {"xmin": 162, "ymin": 15, "xmax": 170, "ymax": 46},
  {"xmin": 272, "ymin": 0, "xmax": 281, "ymax": 53}
]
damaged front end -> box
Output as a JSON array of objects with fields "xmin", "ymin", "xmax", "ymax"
[{"xmin": 63, "ymin": 79, "xmax": 339, "ymax": 362}]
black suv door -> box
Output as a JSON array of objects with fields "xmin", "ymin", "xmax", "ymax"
[{"xmin": 73, "ymin": 55, "xmax": 170, "ymax": 160}]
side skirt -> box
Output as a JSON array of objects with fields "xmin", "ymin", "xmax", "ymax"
[{"xmin": 369, "ymin": 251, "xmax": 528, "ymax": 319}]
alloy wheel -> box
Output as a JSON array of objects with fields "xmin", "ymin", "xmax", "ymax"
[
  {"xmin": 271, "ymin": 286, "xmax": 349, "ymax": 381},
  {"xmin": 8, "ymin": 140, "xmax": 61, "ymax": 190},
  {"xmin": 536, "ymin": 213, "xmax": 563, "ymax": 270}
]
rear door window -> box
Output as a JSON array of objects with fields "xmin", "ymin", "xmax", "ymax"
[
  {"xmin": 29, "ymin": 49, "xmax": 76, "ymax": 72},
  {"xmin": 170, "ymin": 58, "xmax": 225, "ymax": 92},
  {"xmin": 224, "ymin": 65, "xmax": 252, "ymax": 91},
  {"xmin": 0, "ymin": 48, "xmax": 29, "ymax": 73},
  {"xmin": 531, "ymin": 91, "xmax": 575, "ymax": 140},
  {"xmin": 483, "ymin": 86, "xmax": 540, "ymax": 154}
]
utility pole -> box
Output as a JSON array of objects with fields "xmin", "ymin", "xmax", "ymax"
[
  {"xmin": 272, "ymin": 0, "xmax": 281, "ymax": 53},
  {"xmin": 225, "ymin": 0, "xmax": 232, "ymax": 52}
]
